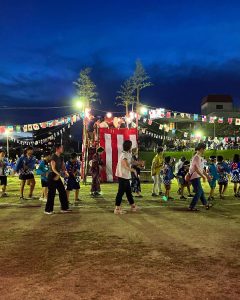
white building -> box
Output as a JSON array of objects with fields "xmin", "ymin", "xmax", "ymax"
[{"xmin": 201, "ymin": 95, "xmax": 233, "ymax": 115}]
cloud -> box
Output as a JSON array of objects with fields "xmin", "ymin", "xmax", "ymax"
[{"xmin": 1, "ymin": 55, "xmax": 240, "ymax": 125}]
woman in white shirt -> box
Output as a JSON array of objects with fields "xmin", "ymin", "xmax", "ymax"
[
  {"xmin": 114, "ymin": 140, "xmax": 139, "ymax": 215},
  {"xmin": 188, "ymin": 143, "xmax": 212, "ymax": 211}
]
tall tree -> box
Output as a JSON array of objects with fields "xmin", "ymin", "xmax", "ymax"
[
  {"xmin": 73, "ymin": 68, "xmax": 98, "ymax": 107},
  {"xmin": 116, "ymin": 78, "xmax": 135, "ymax": 115},
  {"xmin": 131, "ymin": 60, "xmax": 153, "ymax": 112}
]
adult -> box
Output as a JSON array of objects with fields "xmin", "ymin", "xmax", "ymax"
[
  {"xmin": 90, "ymin": 147, "xmax": 104, "ymax": 196},
  {"xmin": 115, "ymin": 140, "xmax": 139, "ymax": 214},
  {"xmin": 45, "ymin": 144, "xmax": 71, "ymax": 215},
  {"xmin": 15, "ymin": 146, "xmax": 36, "ymax": 200},
  {"xmin": 188, "ymin": 143, "xmax": 212, "ymax": 211},
  {"xmin": 151, "ymin": 147, "xmax": 164, "ymax": 196}
]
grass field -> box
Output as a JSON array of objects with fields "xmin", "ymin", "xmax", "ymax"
[
  {"xmin": 140, "ymin": 149, "xmax": 239, "ymax": 169},
  {"xmin": 0, "ymin": 176, "xmax": 240, "ymax": 300}
]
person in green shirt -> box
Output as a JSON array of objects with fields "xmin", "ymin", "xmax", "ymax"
[{"xmin": 151, "ymin": 147, "xmax": 164, "ymax": 196}]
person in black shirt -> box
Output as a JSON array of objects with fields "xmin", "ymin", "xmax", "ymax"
[{"xmin": 44, "ymin": 144, "xmax": 71, "ymax": 215}]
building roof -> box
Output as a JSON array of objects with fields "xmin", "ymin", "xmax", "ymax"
[{"xmin": 201, "ymin": 94, "xmax": 233, "ymax": 105}]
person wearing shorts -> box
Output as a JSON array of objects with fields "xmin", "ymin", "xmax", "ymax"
[
  {"xmin": 217, "ymin": 156, "xmax": 230, "ymax": 199},
  {"xmin": 15, "ymin": 147, "xmax": 36, "ymax": 200},
  {"xmin": 65, "ymin": 152, "xmax": 81, "ymax": 203},
  {"xmin": 230, "ymin": 154, "xmax": 240, "ymax": 197},
  {"xmin": 207, "ymin": 156, "xmax": 219, "ymax": 201},
  {"xmin": 37, "ymin": 151, "xmax": 51, "ymax": 201},
  {"xmin": 0, "ymin": 149, "xmax": 8, "ymax": 197}
]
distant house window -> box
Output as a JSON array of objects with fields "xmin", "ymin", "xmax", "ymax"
[{"xmin": 216, "ymin": 105, "xmax": 223, "ymax": 110}]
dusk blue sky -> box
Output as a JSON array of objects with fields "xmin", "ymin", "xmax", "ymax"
[{"xmin": 1, "ymin": 0, "xmax": 240, "ymax": 123}]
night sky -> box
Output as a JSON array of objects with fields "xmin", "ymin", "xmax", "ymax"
[{"xmin": 1, "ymin": 0, "xmax": 240, "ymax": 124}]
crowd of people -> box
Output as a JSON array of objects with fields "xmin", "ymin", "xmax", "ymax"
[{"xmin": 0, "ymin": 141, "xmax": 239, "ymax": 214}]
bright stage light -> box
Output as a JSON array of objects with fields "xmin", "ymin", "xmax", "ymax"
[
  {"xmin": 195, "ymin": 130, "xmax": 203, "ymax": 139},
  {"xmin": 106, "ymin": 112, "xmax": 112, "ymax": 118},
  {"xmin": 140, "ymin": 106, "xmax": 148, "ymax": 115}
]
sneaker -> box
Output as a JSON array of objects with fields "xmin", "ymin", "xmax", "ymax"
[
  {"xmin": 131, "ymin": 205, "xmax": 141, "ymax": 212},
  {"xmin": 152, "ymin": 193, "xmax": 158, "ymax": 197},
  {"xmin": 188, "ymin": 194, "xmax": 194, "ymax": 197},
  {"xmin": 19, "ymin": 196, "xmax": 25, "ymax": 201},
  {"xmin": 180, "ymin": 196, "xmax": 187, "ymax": 200},
  {"xmin": 162, "ymin": 196, "xmax": 168, "ymax": 202},
  {"xmin": 114, "ymin": 208, "xmax": 127, "ymax": 215},
  {"xmin": 44, "ymin": 211, "xmax": 54, "ymax": 215},
  {"xmin": 159, "ymin": 191, "xmax": 163, "ymax": 196},
  {"xmin": 1, "ymin": 193, "xmax": 8, "ymax": 198},
  {"xmin": 42, "ymin": 198, "xmax": 47, "ymax": 202},
  {"xmin": 39, "ymin": 197, "xmax": 44, "ymax": 201},
  {"xmin": 60, "ymin": 209, "xmax": 73, "ymax": 213}
]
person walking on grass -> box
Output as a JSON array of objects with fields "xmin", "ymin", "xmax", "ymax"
[
  {"xmin": 217, "ymin": 155, "xmax": 230, "ymax": 199},
  {"xmin": 114, "ymin": 140, "xmax": 140, "ymax": 215},
  {"xmin": 90, "ymin": 147, "xmax": 105, "ymax": 197},
  {"xmin": 65, "ymin": 152, "xmax": 81, "ymax": 204},
  {"xmin": 175, "ymin": 156, "xmax": 186, "ymax": 194},
  {"xmin": 188, "ymin": 143, "xmax": 212, "ymax": 211},
  {"xmin": 37, "ymin": 151, "xmax": 51, "ymax": 202},
  {"xmin": 0, "ymin": 149, "xmax": 8, "ymax": 198},
  {"xmin": 15, "ymin": 147, "xmax": 36, "ymax": 200},
  {"xmin": 230, "ymin": 154, "xmax": 240, "ymax": 198},
  {"xmin": 44, "ymin": 144, "xmax": 71, "ymax": 215},
  {"xmin": 162, "ymin": 156, "xmax": 175, "ymax": 201},
  {"xmin": 151, "ymin": 147, "xmax": 164, "ymax": 197},
  {"xmin": 206, "ymin": 156, "xmax": 219, "ymax": 201},
  {"xmin": 177, "ymin": 160, "xmax": 193, "ymax": 200},
  {"xmin": 131, "ymin": 148, "xmax": 145, "ymax": 198}
]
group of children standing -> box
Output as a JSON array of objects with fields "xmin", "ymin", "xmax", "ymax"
[{"xmin": 150, "ymin": 148, "xmax": 240, "ymax": 202}]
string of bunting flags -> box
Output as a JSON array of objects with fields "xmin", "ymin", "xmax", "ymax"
[
  {"xmin": 8, "ymin": 124, "xmax": 72, "ymax": 146},
  {"xmin": 0, "ymin": 112, "xmax": 81, "ymax": 134},
  {"xmin": 146, "ymin": 108, "xmax": 240, "ymax": 125}
]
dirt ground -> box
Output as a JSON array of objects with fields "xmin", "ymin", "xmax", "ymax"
[{"xmin": 0, "ymin": 180, "xmax": 239, "ymax": 300}]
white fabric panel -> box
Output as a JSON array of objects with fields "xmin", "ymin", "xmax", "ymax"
[
  {"xmin": 117, "ymin": 134, "xmax": 124, "ymax": 161},
  {"xmin": 104, "ymin": 133, "xmax": 113, "ymax": 182},
  {"xmin": 129, "ymin": 134, "xmax": 137, "ymax": 149}
]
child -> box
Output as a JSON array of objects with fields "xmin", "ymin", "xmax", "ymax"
[
  {"xmin": 37, "ymin": 151, "xmax": 51, "ymax": 201},
  {"xmin": 162, "ymin": 156, "xmax": 175, "ymax": 201},
  {"xmin": 131, "ymin": 148, "xmax": 145, "ymax": 198},
  {"xmin": 207, "ymin": 156, "xmax": 219, "ymax": 201},
  {"xmin": 217, "ymin": 155, "xmax": 230, "ymax": 199},
  {"xmin": 15, "ymin": 147, "xmax": 36, "ymax": 200},
  {"xmin": 230, "ymin": 154, "xmax": 240, "ymax": 197},
  {"xmin": 65, "ymin": 152, "xmax": 81, "ymax": 204},
  {"xmin": 151, "ymin": 147, "xmax": 164, "ymax": 197},
  {"xmin": 115, "ymin": 140, "xmax": 139, "ymax": 214},
  {"xmin": 90, "ymin": 147, "xmax": 104, "ymax": 196},
  {"xmin": 177, "ymin": 160, "xmax": 192, "ymax": 200},
  {"xmin": 0, "ymin": 149, "xmax": 8, "ymax": 197}
]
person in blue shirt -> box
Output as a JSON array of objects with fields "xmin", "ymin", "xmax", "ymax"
[
  {"xmin": 206, "ymin": 156, "xmax": 219, "ymax": 201},
  {"xmin": 177, "ymin": 161, "xmax": 193, "ymax": 200},
  {"xmin": 230, "ymin": 154, "xmax": 240, "ymax": 197},
  {"xmin": 15, "ymin": 147, "xmax": 36, "ymax": 200},
  {"xmin": 162, "ymin": 156, "xmax": 175, "ymax": 201},
  {"xmin": 217, "ymin": 155, "xmax": 230, "ymax": 199},
  {"xmin": 37, "ymin": 151, "xmax": 51, "ymax": 201},
  {"xmin": 65, "ymin": 152, "xmax": 81, "ymax": 204}
]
